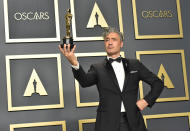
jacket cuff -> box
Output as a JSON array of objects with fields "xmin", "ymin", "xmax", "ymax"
[{"xmin": 144, "ymin": 96, "xmax": 154, "ymax": 108}]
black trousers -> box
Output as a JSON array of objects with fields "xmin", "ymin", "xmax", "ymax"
[{"xmin": 119, "ymin": 112, "xmax": 131, "ymax": 131}]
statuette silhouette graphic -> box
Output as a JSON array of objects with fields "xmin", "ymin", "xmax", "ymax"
[
  {"xmin": 24, "ymin": 69, "xmax": 48, "ymax": 96},
  {"xmin": 86, "ymin": 2, "xmax": 108, "ymax": 28},
  {"xmin": 157, "ymin": 64, "xmax": 174, "ymax": 89}
]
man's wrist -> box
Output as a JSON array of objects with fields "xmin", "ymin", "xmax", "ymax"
[{"xmin": 71, "ymin": 62, "xmax": 79, "ymax": 70}]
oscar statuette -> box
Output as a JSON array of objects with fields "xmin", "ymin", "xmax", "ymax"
[{"xmin": 62, "ymin": 9, "xmax": 74, "ymax": 50}]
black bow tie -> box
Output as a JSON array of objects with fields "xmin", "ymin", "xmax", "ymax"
[{"xmin": 108, "ymin": 57, "xmax": 122, "ymax": 63}]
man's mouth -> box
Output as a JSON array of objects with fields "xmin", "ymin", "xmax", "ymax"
[{"xmin": 107, "ymin": 46, "xmax": 113, "ymax": 49}]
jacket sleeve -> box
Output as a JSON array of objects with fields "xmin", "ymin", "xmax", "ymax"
[
  {"xmin": 72, "ymin": 64, "xmax": 98, "ymax": 87},
  {"xmin": 138, "ymin": 61, "xmax": 164, "ymax": 108}
]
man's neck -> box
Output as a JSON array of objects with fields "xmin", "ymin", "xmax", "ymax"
[{"xmin": 107, "ymin": 54, "xmax": 120, "ymax": 59}]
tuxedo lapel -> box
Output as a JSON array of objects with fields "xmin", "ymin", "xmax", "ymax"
[
  {"xmin": 104, "ymin": 59, "xmax": 121, "ymax": 93},
  {"xmin": 122, "ymin": 58, "xmax": 130, "ymax": 92}
]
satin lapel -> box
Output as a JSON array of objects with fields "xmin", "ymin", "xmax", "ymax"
[
  {"xmin": 103, "ymin": 59, "xmax": 121, "ymax": 93},
  {"xmin": 122, "ymin": 58, "xmax": 130, "ymax": 92}
]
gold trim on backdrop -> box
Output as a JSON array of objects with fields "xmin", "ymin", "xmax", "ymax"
[
  {"xmin": 79, "ymin": 113, "xmax": 190, "ymax": 131},
  {"xmin": 79, "ymin": 119, "xmax": 96, "ymax": 131},
  {"xmin": 6, "ymin": 54, "xmax": 64, "ymax": 111},
  {"xmin": 70, "ymin": 0, "xmax": 123, "ymax": 41},
  {"xmin": 75, "ymin": 52, "xmax": 125, "ymax": 107},
  {"xmin": 10, "ymin": 121, "xmax": 66, "ymax": 131},
  {"xmin": 136, "ymin": 50, "xmax": 189, "ymax": 102},
  {"xmin": 143, "ymin": 112, "xmax": 190, "ymax": 128},
  {"xmin": 78, "ymin": 113, "xmax": 190, "ymax": 130},
  {"xmin": 3, "ymin": 0, "xmax": 60, "ymax": 43},
  {"xmin": 132, "ymin": 0, "xmax": 183, "ymax": 39}
]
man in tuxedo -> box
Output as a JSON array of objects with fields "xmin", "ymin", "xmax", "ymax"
[{"xmin": 59, "ymin": 27, "xmax": 164, "ymax": 131}]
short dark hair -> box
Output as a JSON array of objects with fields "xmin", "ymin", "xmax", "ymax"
[{"xmin": 103, "ymin": 27, "xmax": 123, "ymax": 41}]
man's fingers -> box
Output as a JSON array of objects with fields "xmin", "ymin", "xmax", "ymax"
[
  {"xmin": 136, "ymin": 99, "xmax": 148, "ymax": 111},
  {"xmin": 63, "ymin": 44, "xmax": 67, "ymax": 54},
  {"xmin": 137, "ymin": 104, "xmax": 143, "ymax": 111},
  {"xmin": 136, "ymin": 100, "xmax": 143, "ymax": 110},
  {"xmin": 138, "ymin": 106, "xmax": 143, "ymax": 111},
  {"xmin": 60, "ymin": 44, "xmax": 75, "ymax": 57},
  {"xmin": 59, "ymin": 44, "xmax": 64, "ymax": 54},
  {"xmin": 71, "ymin": 45, "xmax": 76, "ymax": 53},
  {"xmin": 67, "ymin": 44, "xmax": 71, "ymax": 53},
  {"xmin": 58, "ymin": 44, "xmax": 62, "ymax": 50}
]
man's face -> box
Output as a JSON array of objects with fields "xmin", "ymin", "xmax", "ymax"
[{"xmin": 104, "ymin": 32, "xmax": 123, "ymax": 57}]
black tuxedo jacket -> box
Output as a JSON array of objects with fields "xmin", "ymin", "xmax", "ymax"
[{"xmin": 72, "ymin": 58, "xmax": 164, "ymax": 131}]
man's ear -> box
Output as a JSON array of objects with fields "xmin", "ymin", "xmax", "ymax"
[{"xmin": 120, "ymin": 41, "xmax": 124, "ymax": 48}]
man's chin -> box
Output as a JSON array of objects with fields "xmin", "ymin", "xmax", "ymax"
[
  {"xmin": 106, "ymin": 51, "xmax": 121, "ymax": 57},
  {"xmin": 107, "ymin": 52, "xmax": 116, "ymax": 57},
  {"xmin": 106, "ymin": 52, "xmax": 113, "ymax": 56}
]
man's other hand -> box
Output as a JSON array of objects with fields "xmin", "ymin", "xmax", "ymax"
[{"xmin": 136, "ymin": 99, "xmax": 148, "ymax": 111}]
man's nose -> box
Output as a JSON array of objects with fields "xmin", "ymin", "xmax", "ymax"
[{"xmin": 108, "ymin": 40, "xmax": 113, "ymax": 45}]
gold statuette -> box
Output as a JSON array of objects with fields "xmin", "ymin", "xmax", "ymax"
[{"xmin": 62, "ymin": 9, "xmax": 74, "ymax": 49}]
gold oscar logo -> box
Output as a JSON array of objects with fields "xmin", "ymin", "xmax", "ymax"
[
  {"xmin": 157, "ymin": 64, "xmax": 174, "ymax": 89},
  {"xmin": 141, "ymin": 10, "xmax": 173, "ymax": 19},
  {"xmin": 86, "ymin": 2, "xmax": 108, "ymax": 28},
  {"xmin": 24, "ymin": 69, "xmax": 48, "ymax": 96}
]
